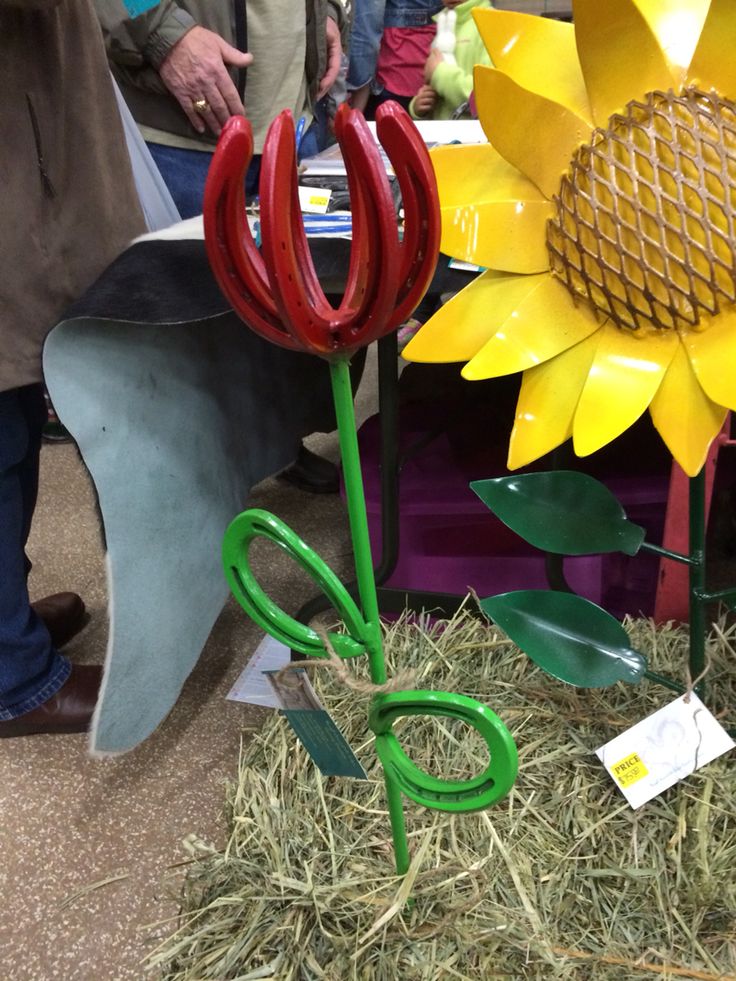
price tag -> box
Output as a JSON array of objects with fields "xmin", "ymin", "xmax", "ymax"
[
  {"xmin": 298, "ymin": 186, "xmax": 332, "ymax": 214},
  {"xmin": 596, "ymin": 693, "xmax": 734, "ymax": 809},
  {"xmin": 265, "ymin": 669, "xmax": 368, "ymax": 780}
]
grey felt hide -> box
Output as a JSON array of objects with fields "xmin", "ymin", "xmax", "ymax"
[{"xmin": 43, "ymin": 240, "xmax": 336, "ymax": 753}]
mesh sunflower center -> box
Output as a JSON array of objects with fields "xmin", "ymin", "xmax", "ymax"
[{"xmin": 547, "ymin": 87, "xmax": 736, "ymax": 331}]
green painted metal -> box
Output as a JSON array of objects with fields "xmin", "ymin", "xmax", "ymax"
[
  {"xmin": 701, "ymin": 586, "xmax": 736, "ymax": 607},
  {"xmin": 370, "ymin": 690, "xmax": 518, "ymax": 811},
  {"xmin": 222, "ymin": 358, "xmax": 518, "ymax": 878},
  {"xmin": 471, "ymin": 471, "xmax": 646, "ymax": 556},
  {"xmin": 480, "ymin": 590, "xmax": 647, "ymax": 687},
  {"xmin": 330, "ymin": 360, "xmax": 387, "ymax": 685},
  {"xmin": 330, "ymin": 359, "xmax": 407, "ymax": 871},
  {"xmin": 222, "ymin": 508, "xmax": 368, "ymax": 660}
]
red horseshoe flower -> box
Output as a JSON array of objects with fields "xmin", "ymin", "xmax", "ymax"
[{"xmin": 203, "ymin": 102, "xmax": 440, "ymax": 357}]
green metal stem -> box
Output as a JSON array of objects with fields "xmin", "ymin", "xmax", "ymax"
[
  {"xmin": 385, "ymin": 774, "xmax": 411, "ymax": 876},
  {"xmin": 643, "ymin": 670, "xmax": 686, "ymax": 695},
  {"xmin": 639, "ymin": 541, "xmax": 693, "ymax": 565},
  {"xmin": 329, "ymin": 358, "xmax": 386, "ymax": 685},
  {"xmin": 697, "ymin": 585, "xmax": 736, "ymax": 605},
  {"xmin": 329, "ymin": 358, "xmax": 410, "ymax": 877},
  {"xmin": 689, "ymin": 468, "xmax": 707, "ymax": 693}
]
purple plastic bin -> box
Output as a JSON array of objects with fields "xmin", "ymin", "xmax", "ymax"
[{"xmin": 352, "ymin": 404, "xmax": 669, "ymax": 619}]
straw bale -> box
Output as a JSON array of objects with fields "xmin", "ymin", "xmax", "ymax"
[{"xmin": 150, "ymin": 610, "xmax": 736, "ymax": 980}]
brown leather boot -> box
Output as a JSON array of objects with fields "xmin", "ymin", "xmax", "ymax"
[
  {"xmin": 0, "ymin": 664, "xmax": 102, "ymax": 738},
  {"xmin": 31, "ymin": 592, "xmax": 87, "ymax": 648}
]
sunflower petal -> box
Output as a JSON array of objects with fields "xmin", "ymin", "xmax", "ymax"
[
  {"xmin": 472, "ymin": 9, "xmax": 592, "ymax": 125},
  {"xmin": 508, "ymin": 333, "xmax": 598, "ymax": 469},
  {"xmin": 430, "ymin": 143, "xmax": 552, "ymax": 273},
  {"xmin": 573, "ymin": 322, "xmax": 678, "ymax": 456},
  {"xmin": 637, "ymin": 0, "xmax": 709, "ymax": 81},
  {"xmin": 687, "ymin": 0, "xmax": 736, "ymax": 97},
  {"xmin": 474, "ymin": 65, "xmax": 591, "ymax": 200},
  {"xmin": 462, "ymin": 276, "xmax": 600, "ymax": 380},
  {"xmin": 649, "ymin": 341, "xmax": 727, "ymax": 477},
  {"xmin": 402, "ymin": 271, "xmax": 546, "ymax": 364},
  {"xmin": 574, "ymin": 0, "xmax": 677, "ymax": 126},
  {"xmin": 683, "ymin": 308, "xmax": 736, "ymax": 411}
]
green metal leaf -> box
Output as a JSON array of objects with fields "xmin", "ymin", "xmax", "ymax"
[
  {"xmin": 480, "ymin": 590, "xmax": 647, "ymax": 688},
  {"xmin": 471, "ymin": 471, "xmax": 645, "ymax": 556}
]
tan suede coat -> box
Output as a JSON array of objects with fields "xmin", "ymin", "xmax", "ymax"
[
  {"xmin": 0, "ymin": 0, "xmax": 145, "ymax": 393},
  {"xmin": 96, "ymin": 0, "xmax": 345, "ymax": 152}
]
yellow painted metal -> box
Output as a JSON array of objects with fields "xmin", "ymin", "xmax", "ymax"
[
  {"xmin": 474, "ymin": 65, "xmax": 591, "ymax": 200},
  {"xmin": 472, "ymin": 9, "xmax": 592, "ymax": 125},
  {"xmin": 572, "ymin": 322, "xmax": 678, "ymax": 456},
  {"xmin": 431, "ymin": 144, "xmax": 552, "ymax": 273},
  {"xmin": 687, "ymin": 0, "xmax": 736, "ymax": 97},
  {"xmin": 649, "ymin": 340, "xmax": 728, "ymax": 477},
  {"xmin": 402, "ymin": 271, "xmax": 545, "ymax": 364},
  {"xmin": 573, "ymin": 0, "xmax": 676, "ymax": 126},
  {"xmin": 508, "ymin": 333, "xmax": 598, "ymax": 470},
  {"xmin": 412, "ymin": 0, "xmax": 736, "ymax": 479},
  {"xmin": 637, "ymin": 0, "xmax": 709, "ymax": 81},
  {"xmin": 684, "ymin": 307, "xmax": 736, "ymax": 412},
  {"xmin": 462, "ymin": 276, "xmax": 600, "ymax": 380}
]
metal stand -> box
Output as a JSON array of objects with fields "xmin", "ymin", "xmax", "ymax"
[{"xmin": 295, "ymin": 331, "xmax": 475, "ymax": 631}]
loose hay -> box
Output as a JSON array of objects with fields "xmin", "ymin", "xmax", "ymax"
[{"xmin": 149, "ymin": 610, "xmax": 736, "ymax": 980}]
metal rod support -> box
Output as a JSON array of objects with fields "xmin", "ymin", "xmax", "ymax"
[
  {"xmin": 639, "ymin": 541, "xmax": 694, "ymax": 565},
  {"xmin": 688, "ymin": 469, "xmax": 707, "ymax": 694},
  {"xmin": 330, "ymin": 357, "xmax": 411, "ymax": 877}
]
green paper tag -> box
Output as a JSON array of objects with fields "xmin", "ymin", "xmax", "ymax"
[{"xmin": 265, "ymin": 670, "xmax": 368, "ymax": 780}]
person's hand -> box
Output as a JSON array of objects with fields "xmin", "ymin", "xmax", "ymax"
[
  {"xmin": 424, "ymin": 47, "xmax": 443, "ymax": 84},
  {"xmin": 317, "ymin": 16, "xmax": 342, "ymax": 99},
  {"xmin": 159, "ymin": 26, "xmax": 253, "ymax": 136},
  {"xmin": 413, "ymin": 84, "xmax": 437, "ymax": 117}
]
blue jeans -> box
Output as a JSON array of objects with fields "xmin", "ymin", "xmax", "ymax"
[
  {"xmin": 0, "ymin": 384, "xmax": 70, "ymax": 720},
  {"xmin": 148, "ymin": 125, "xmax": 325, "ymax": 216},
  {"xmin": 147, "ymin": 142, "xmax": 263, "ymax": 218}
]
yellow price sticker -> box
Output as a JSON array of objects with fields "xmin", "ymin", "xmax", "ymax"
[{"xmin": 611, "ymin": 751, "xmax": 649, "ymax": 788}]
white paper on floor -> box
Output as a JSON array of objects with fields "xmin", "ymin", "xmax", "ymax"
[{"xmin": 227, "ymin": 635, "xmax": 291, "ymax": 709}]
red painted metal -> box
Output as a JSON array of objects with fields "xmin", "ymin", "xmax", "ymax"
[
  {"xmin": 202, "ymin": 102, "xmax": 441, "ymax": 359},
  {"xmin": 202, "ymin": 117, "xmax": 298, "ymax": 350},
  {"xmin": 654, "ymin": 415, "xmax": 734, "ymax": 624}
]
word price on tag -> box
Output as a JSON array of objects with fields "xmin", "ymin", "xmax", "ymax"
[
  {"xmin": 596, "ymin": 693, "xmax": 734, "ymax": 809},
  {"xmin": 298, "ymin": 186, "xmax": 332, "ymax": 214}
]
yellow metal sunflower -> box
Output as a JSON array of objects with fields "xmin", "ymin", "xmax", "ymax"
[{"xmin": 403, "ymin": 0, "xmax": 736, "ymax": 476}]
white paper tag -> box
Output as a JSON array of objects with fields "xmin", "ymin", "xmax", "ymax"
[
  {"xmin": 298, "ymin": 185, "xmax": 332, "ymax": 214},
  {"xmin": 596, "ymin": 693, "xmax": 734, "ymax": 809},
  {"xmin": 448, "ymin": 257, "xmax": 485, "ymax": 272},
  {"xmin": 227, "ymin": 634, "xmax": 291, "ymax": 708}
]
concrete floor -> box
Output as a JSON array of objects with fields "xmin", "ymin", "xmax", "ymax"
[
  {"xmin": 0, "ymin": 344, "xmax": 381, "ymax": 981},
  {"xmin": 0, "ymin": 440, "xmax": 357, "ymax": 980}
]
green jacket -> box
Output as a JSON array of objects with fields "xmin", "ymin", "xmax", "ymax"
[
  {"xmin": 410, "ymin": 0, "xmax": 492, "ymax": 120},
  {"xmin": 95, "ymin": 0, "xmax": 346, "ymax": 151}
]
